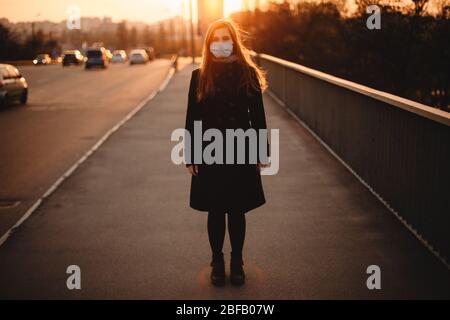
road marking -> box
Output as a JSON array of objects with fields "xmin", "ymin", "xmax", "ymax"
[
  {"xmin": 0, "ymin": 64, "xmax": 177, "ymax": 247},
  {"xmin": 265, "ymin": 90, "xmax": 449, "ymax": 270}
]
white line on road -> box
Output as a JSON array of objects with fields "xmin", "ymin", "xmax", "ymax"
[{"xmin": 0, "ymin": 65, "xmax": 177, "ymax": 247}]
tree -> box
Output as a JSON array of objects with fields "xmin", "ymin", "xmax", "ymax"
[
  {"xmin": 116, "ymin": 20, "xmax": 128, "ymax": 49},
  {"xmin": 0, "ymin": 23, "xmax": 20, "ymax": 60},
  {"xmin": 232, "ymin": 0, "xmax": 449, "ymax": 110},
  {"xmin": 142, "ymin": 25, "xmax": 152, "ymax": 46},
  {"xmin": 158, "ymin": 22, "xmax": 167, "ymax": 53},
  {"xmin": 411, "ymin": 0, "xmax": 430, "ymax": 16},
  {"xmin": 130, "ymin": 27, "xmax": 138, "ymax": 48}
]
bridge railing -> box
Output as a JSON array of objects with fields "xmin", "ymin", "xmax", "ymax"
[{"xmin": 252, "ymin": 52, "xmax": 450, "ymax": 265}]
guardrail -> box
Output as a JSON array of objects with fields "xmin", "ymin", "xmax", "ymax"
[{"xmin": 252, "ymin": 52, "xmax": 450, "ymax": 265}]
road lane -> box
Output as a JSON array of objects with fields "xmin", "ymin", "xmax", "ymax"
[{"xmin": 0, "ymin": 59, "xmax": 173, "ymax": 236}]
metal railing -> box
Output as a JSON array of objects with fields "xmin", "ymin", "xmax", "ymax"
[{"xmin": 252, "ymin": 52, "xmax": 450, "ymax": 265}]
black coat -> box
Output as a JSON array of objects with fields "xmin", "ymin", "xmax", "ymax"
[{"xmin": 184, "ymin": 60, "xmax": 269, "ymax": 214}]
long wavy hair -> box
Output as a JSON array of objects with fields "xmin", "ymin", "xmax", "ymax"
[{"xmin": 195, "ymin": 18, "xmax": 268, "ymax": 103}]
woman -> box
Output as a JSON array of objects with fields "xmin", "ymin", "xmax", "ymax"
[{"xmin": 184, "ymin": 19, "xmax": 269, "ymax": 286}]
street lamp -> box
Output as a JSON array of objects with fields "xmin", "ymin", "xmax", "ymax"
[{"xmin": 189, "ymin": 0, "xmax": 196, "ymax": 64}]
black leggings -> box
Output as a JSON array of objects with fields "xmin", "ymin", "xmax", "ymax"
[{"xmin": 207, "ymin": 210, "xmax": 246, "ymax": 262}]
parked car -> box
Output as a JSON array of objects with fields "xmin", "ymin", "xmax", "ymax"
[
  {"xmin": 62, "ymin": 50, "xmax": 84, "ymax": 66},
  {"xmin": 0, "ymin": 64, "xmax": 28, "ymax": 106},
  {"xmin": 33, "ymin": 54, "xmax": 52, "ymax": 65},
  {"xmin": 129, "ymin": 49, "xmax": 149, "ymax": 65},
  {"xmin": 85, "ymin": 47, "xmax": 109, "ymax": 69},
  {"xmin": 105, "ymin": 49, "xmax": 113, "ymax": 62},
  {"xmin": 111, "ymin": 50, "xmax": 127, "ymax": 63}
]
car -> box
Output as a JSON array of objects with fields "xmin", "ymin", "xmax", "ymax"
[
  {"xmin": 129, "ymin": 49, "xmax": 149, "ymax": 65},
  {"xmin": 111, "ymin": 50, "xmax": 127, "ymax": 63},
  {"xmin": 62, "ymin": 50, "xmax": 84, "ymax": 66},
  {"xmin": 0, "ymin": 64, "xmax": 28, "ymax": 106},
  {"xmin": 85, "ymin": 47, "xmax": 109, "ymax": 69},
  {"xmin": 33, "ymin": 54, "xmax": 52, "ymax": 65},
  {"xmin": 105, "ymin": 49, "xmax": 113, "ymax": 62}
]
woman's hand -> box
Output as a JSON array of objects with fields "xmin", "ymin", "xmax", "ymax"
[
  {"xmin": 187, "ymin": 165, "xmax": 199, "ymax": 176},
  {"xmin": 256, "ymin": 163, "xmax": 269, "ymax": 172}
]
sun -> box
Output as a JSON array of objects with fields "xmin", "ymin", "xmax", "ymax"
[{"xmin": 224, "ymin": 0, "xmax": 244, "ymax": 17}]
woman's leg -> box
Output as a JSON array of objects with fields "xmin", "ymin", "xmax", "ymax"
[
  {"xmin": 227, "ymin": 211, "xmax": 246, "ymax": 285},
  {"xmin": 207, "ymin": 210, "xmax": 226, "ymax": 261},
  {"xmin": 227, "ymin": 211, "xmax": 246, "ymax": 261}
]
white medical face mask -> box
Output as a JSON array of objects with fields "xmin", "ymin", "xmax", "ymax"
[{"xmin": 209, "ymin": 41, "xmax": 233, "ymax": 58}]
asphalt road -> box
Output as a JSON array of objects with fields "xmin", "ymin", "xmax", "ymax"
[
  {"xmin": 0, "ymin": 63, "xmax": 448, "ymax": 299},
  {"xmin": 0, "ymin": 59, "xmax": 173, "ymax": 236}
]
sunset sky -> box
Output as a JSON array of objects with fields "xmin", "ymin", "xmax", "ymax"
[
  {"xmin": 0, "ymin": 0, "xmax": 443, "ymax": 24},
  {"xmin": 0, "ymin": 0, "xmax": 249, "ymax": 23}
]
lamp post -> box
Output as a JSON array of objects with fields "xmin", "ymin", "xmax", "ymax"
[
  {"xmin": 189, "ymin": 0, "xmax": 196, "ymax": 64},
  {"xmin": 31, "ymin": 13, "xmax": 41, "ymax": 37}
]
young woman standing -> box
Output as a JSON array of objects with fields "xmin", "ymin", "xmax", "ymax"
[{"xmin": 185, "ymin": 19, "xmax": 269, "ymax": 286}]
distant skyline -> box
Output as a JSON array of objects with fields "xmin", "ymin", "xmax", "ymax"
[
  {"xmin": 0, "ymin": 0, "xmax": 187, "ymax": 24},
  {"xmin": 0, "ymin": 0, "xmax": 251, "ymax": 24}
]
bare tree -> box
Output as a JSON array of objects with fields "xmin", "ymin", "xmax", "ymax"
[{"xmin": 411, "ymin": 0, "xmax": 430, "ymax": 15}]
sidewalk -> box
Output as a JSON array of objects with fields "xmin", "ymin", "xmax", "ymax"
[{"xmin": 0, "ymin": 63, "xmax": 448, "ymax": 299}]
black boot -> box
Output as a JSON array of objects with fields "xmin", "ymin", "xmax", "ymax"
[
  {"xmin": 210, "ymin": 254, "xmax": 225, "ymax": 286},
  {"xmin": 230, "ymin": 257, "xmax": 245, "ymax": 286}
]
